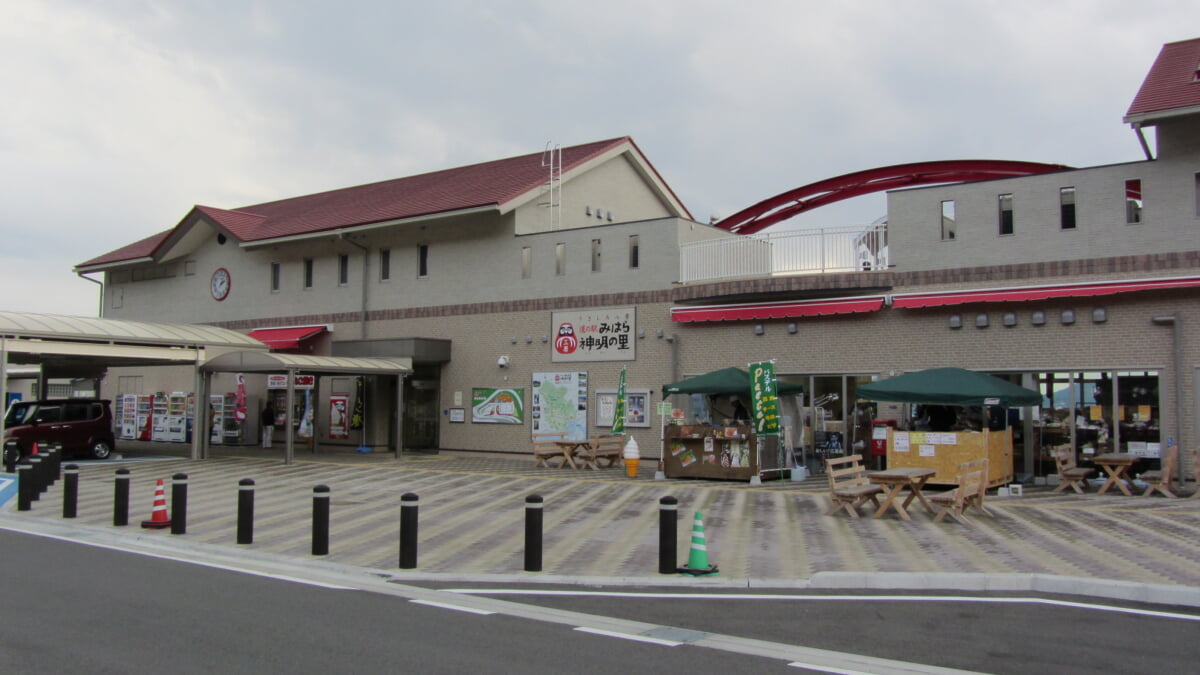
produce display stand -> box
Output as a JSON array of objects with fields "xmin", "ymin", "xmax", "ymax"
[{"xmin": 662, "ymin": 424, "xmax": 782, "ymax": 481}]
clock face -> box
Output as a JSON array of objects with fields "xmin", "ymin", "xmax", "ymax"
[{"xmin": 211, "ymin": 268, "xmax": 231, "ymax": 301}]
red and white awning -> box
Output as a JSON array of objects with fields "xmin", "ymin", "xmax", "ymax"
[
  {"xmin": 247, "ymin": 325, "xmax": 327, "ymax": 351},
  {"xmin": 891, "ymin": 276, "xmax": 1200, "ymax": 309},
  {"xmin": 672, "ymin": 296, "xmax": 886, "ymax": 323}
]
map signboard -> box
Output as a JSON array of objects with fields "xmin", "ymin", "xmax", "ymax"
[
  {"xmin": 532, "ymin": 371, "xmax": 588, "ymax": 439},
  {"xmin": 471, "ymin": 388, "xmax": 524, "ymax": 424}
]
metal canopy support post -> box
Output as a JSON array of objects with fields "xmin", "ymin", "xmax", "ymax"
[
  {"xmin": 285, "ymin": 369, "xmax": 296, "ymax": 466},
  {"xmin": 400, "ymin": 369, "xmax": 410, "ymax": 458},
  {"xmin": 0, "ymin": 338, "xmax": 8, "ymax": 443}
]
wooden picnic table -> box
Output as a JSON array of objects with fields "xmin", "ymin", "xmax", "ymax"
[
  {"xmin": 552, "ymin": 439, "xmax": 592, "ymax": 469},
  {"xmin": 1093, "ymin": 452, "xmax": 1139, "ymax": 495},
  {"xmin": 868, "ymin": 467, "xmax": 937, "ymax": 521}
]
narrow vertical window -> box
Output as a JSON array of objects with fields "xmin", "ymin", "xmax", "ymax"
[
  {"xmin": 1060, "ymin": 187, "xmax": 1076, "ymax": 230},
  {"xmin": 1194, "ymin": 172, "xmax": 1200, "ymax": 217},
  {"xmin": 379, "ymin": 248, "xmax": 391, "ymax": 281},
  {"xmin": 338, "ymin": 254, "xmax": 349, "ymax": 285},
  {"xmin": 628, "ymin": 235, "xmax": 639, "ymax": 269},
  {"xmin": 940, "ymin": 200, "xmax": 956, "ymax": 240},
  {"xmin": 591, "ymin": 239, "xmax": 602, "ymax": 272},
  {"xmin": 303, "ymin": 258, "xmax": 313, "ymax": 289},
  {"xmin": 270, "ymin": 262, "xmax": 280, "ymax": 292},
  {"xmin": 998, "ymin": 193, "xmax": 1014, "ymax": 236},
  {"xmin": 417, "ymin": 244, "xmax": 429, "ymax": 278},
  {"xmin": 555, "ymin": 243, "xmax": 566, "ymax": 276},
  {"xmin": 521, "ymin": 246, "xmax": 532, "ymax": 279},
  {"xmin": 1125, "ymin": 179, "xmax": 1142, "ymax": 224}
]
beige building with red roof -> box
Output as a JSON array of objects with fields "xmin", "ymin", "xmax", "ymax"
[{"xmin": 77, "ymin": 40, "xmax": 1200, "ymax": 485}]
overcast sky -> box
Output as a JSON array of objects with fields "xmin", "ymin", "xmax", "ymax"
[{"xmin": 3, "ymin": 1, "xmax": 1198, "ymax": 316}]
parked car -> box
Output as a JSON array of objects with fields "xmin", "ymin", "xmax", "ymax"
[{"xmin": 3, "ymin": 398, "xmax": 116, "ymax": 462}]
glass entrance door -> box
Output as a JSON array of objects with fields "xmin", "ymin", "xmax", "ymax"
[{"xmin": 403, "ymin": 365, "xmax": 440, "ymax": 450}]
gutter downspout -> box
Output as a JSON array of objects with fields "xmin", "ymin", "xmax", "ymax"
[
  {"xmin": 1132, "ymin": 123, "xmax": 1155, "ymax": 162},
  {"xmin": 339, "ymin": 232, "xmax": 370, "ymax": 341},
  {"xmin": 78, "ymin": 272, "xmax": 105, "ymax": 317},
  {"xmin": 1151, "ymin": 315, "xmax": 1185, "ymax": 489}
]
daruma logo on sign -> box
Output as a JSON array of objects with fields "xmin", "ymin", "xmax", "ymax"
[{"xmin": 555, "ymin": 323, "xmax": 578, "ymax": 354}]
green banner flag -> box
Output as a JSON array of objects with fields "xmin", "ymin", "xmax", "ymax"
[
  {"xmin": 350, "ymin": 376, "xmax": 365, "ymax": 430},
  {"xmin": 749, "ymin": 361, "xmax": 780, "ymax": 436},
  {"xmin": 611, "ymin": 367, "xmax": 627, "ymax": 436}
]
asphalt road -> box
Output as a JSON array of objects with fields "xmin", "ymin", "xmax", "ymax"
[{"xmin": 2, "ymin": 529, "xmax": 1198, "ymax": 674}]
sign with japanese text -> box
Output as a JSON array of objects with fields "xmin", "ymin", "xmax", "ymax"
[
  {"xmin": 328, "ymin": 394, "xmax": 350, "ymax": 439},
  {"xmin": 267, "ymin": 374, "xmax": 315, "ymax": 389},
  {"xmin": 550, "ymin": 307, "xmax": 636, "ymax": 362},
  {"xmin": 532, "ymin": 372, "xmax": 588, "ymax": 438},
  {"xmin": 749, "ymin": 360, "xmax": 781, "ymax": 436},
  {"xmin": 472, "ymin": 388, "xmax": 524, "ymax": 424}
]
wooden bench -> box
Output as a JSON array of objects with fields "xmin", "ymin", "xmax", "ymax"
[
  {"xmin": 586, "ymin": 434, "xmax": 625, "ymax": 469},
  {"xmin": 1141, "ymin": 445, "xmax": 1178, "ymax": 498},
  {"xmin": 930, "ymin": 458, "xmax": 991, "ymax": 524},
  {"xmin": 532, "ymin": 432, "xmax": 568, "ymax": 468},
  {"xmin": 1051, "ymin": 445, "xmax": 1094, "ymax": 494},
  {"xmin": 824, "ymin": 454, "xmax": 883, "ymax": 518}
]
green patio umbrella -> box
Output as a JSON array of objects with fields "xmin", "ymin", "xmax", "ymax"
[
  {"xmin": 662, "ymin": 367, "xmax": 804, "ymax": 398},
  {"xmin": 856, "ymin": 367, "xmax": 1042, "ymax": 407}
]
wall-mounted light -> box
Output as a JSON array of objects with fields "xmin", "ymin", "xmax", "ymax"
[
  {"xmin": 787, "ymin": 323, "xmax": 798, "ymax": 334},
  {"xmin": 525, "ymin": 336, "xmax": 533, "ymax": 344},
  {"xmin": 948, "ymin": 314, "xmax": 963, "ymax": 329},
  {"xmin": 541, "ymin": 335, "xmax": 549, "ymax": 343},
  {"xmin": 753, "ymin": 324, "xmax": 765, "ymax": 335},
  {"xmin": 975, "ymin": 314, "xmax": 989, "ymax": 328},
  {"xmin": 1092, "ymin": 308, "xmax": 1107, "ymax": 323},
  {"xmin": 656, "ymin": 329, "xmax": 664, "ymax": 338},
  {"xmin": 1031, "ymin": 311, "xmax": 1046, "ymax": 326},
  {"xmin": 1003, "ymin": 312, "xmax": 1017, "ymax": 327},
  {"xmin": 637, "ymin": 329, "xmax": 645, "ymax": 339},
  {"xmin": 585, "ymin": 206, "xmax": 592, "ymax": 216},
  {"xmin": 511, "ymin": 336, "xmax": 518, "ymax": 344},
  {"xmin": 1061, "ymin": 309, "xmax": 1076, "ymax": 325}
]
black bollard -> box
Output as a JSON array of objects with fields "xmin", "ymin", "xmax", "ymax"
[
  {"xmin": 237, "ymin": 478, "xmax": 255, "ymax": 545},
  {"xmin": 63, "ymin": 465, "xmax": 79, "ymax": 518},
  {"xmin": 312, "ymin": 485, "xmax": 330, "ymax": 555},
  {"xmin": 3, "ymin": 440, "xmax": 18, "ymax": 473},
  {"xmin": 170, "ymin": 473, "xmax": 188, "ymax": 535},
  {"xmin": 524, "ymin": 494, "xmax": 543, "ymax": 572},
  {"xmin": 399, "ymin": 492, "xmax": 418, "ymax": 569},
  {"xmin": 113, "ymin": 469, "xmax": 131, "ymax": 526},
  {"xmin": 46, "ymin": 446, "xmax": 61, "ymax": 486},
  {"xmin": 17, "ymin": 465, "xmax": 33, "ymax": 511},
  {"xmin": 659, "ymin": 495, "xmax": 678, "ymax": 574},
  {"xmin": 27, "ymin": 456, "xmax": 43, "ymax": 500}
]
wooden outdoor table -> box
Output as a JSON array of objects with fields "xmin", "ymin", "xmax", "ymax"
[
  {"xmin": 868, "ymin": 467, "xmax": 937, "ymax": 520},
  {"xmin": 552, "ymin": 440, "xmax": 592, "ymax": 469},
  {"xmin": 1093, "ymin": 452, "xmax": 1139, "ymax": 495}
]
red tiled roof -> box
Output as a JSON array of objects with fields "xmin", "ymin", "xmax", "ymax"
[
  {"xmin": 79, "ymin": 137, "xmax": 680, "ymax": 269},
  {"xmin": 1125, "ymin": 38, "xmax": 1200, "ymax": 120}
]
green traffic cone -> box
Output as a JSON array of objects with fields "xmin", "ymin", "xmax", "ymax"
[{"xmin": 677, "ymin": 510, "xmax": 718, "ymax": 576}]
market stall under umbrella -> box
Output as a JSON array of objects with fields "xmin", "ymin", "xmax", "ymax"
[{"xmin": 857, "ymin": 367, "xmax": 1042, "ymax": 486}]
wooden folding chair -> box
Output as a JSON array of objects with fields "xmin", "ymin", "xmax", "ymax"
[
  {"xmin": 1141, "ymin": 445, "xmax": 1178, "ymax": 498},
  {"xmin": 930, "ymin": 458, "xmax": 991, "ymax": 524},
  {"xmin": 1051, "ymin": 445, "xmax": 1095, "ymax": 494},
  {"xmin": 824, "ymin": 454, "xmax": 883, "ymax": 518}
]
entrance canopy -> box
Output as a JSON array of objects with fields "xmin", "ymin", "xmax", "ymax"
[
  {"xmin": 663, "ymin": 367, "xmax": 805, "ymax": 398},
  {"xmin": 857, "ymin": 368, "xmax": 1042, "ymax": 407}
]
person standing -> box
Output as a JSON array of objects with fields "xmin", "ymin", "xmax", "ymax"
[{"xmin": 261, "ymin": 401, "xmax": 277, "ymax": 448}]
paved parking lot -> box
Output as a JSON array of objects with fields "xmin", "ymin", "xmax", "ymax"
[{"xmin": 4, "ymin": 446, "xmax": 1200, "ymax": 604}]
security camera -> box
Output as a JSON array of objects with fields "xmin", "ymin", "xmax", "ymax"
[{"xmin": 497, "ymin": 355, "xmax": 510, "ymax": 368}]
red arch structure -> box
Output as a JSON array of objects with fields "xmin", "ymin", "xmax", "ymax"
[{"xmin": 714, "ymin": 160, "xmax": 1072, "ymax": 235}]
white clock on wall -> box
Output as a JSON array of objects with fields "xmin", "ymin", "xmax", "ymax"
[{"xmin": 210, "ymin": 268, "xmax": 231, "ymax": 301}]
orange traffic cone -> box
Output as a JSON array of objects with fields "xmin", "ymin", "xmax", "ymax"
[
  {"xmin": 140, "ymin": 478, "xmax": 172, "ymax": 529},
  {"xmin": 31, "ymin": 441, "xmax": 39, "ymax": 455}
]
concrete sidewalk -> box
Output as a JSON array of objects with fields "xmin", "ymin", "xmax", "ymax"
[{"xmin": 4, "ymin": 448, "xmax": 1200, "ymax": 606}]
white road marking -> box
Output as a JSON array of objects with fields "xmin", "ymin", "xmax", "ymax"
[
  {"xmin": 573, "ymin": 627, "xmax": 681, "ymax": 646},
  {"xmin": 409, "ymin": 599, "xmax": 495, "ymax": 615},
  {"xmin": 445, "ymin": 589, "xmax": 1200, "ymax": 622}
]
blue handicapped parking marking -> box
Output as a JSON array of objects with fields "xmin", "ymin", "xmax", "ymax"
[{"xmin": 0, "ymin": 475, "xmax": 16, "ymax": 508}]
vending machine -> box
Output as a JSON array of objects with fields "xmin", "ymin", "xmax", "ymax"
[{"xmin": 151, "ymin": 393, "xmax": 170, "ymax": 441}]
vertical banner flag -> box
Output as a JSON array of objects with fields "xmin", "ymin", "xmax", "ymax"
[
  {"xmin": 234, "ymin": 373, "xmax": 247, "ymax": 421},
  {"xmin": 749, "ymin": 361, "xmax": 781, "ymax": 435},
  {"xmin": 611, "ymin": 367, "xmax": 628, "ymax": 436},
  {"xmin": 350, "ymin": 377, "xmax": 365, "ymax": 430}
]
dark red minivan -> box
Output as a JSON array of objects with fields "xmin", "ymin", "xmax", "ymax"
[{"xmin": 3, "ymin": 398, "xmax": 116, "ymax": 462}]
